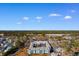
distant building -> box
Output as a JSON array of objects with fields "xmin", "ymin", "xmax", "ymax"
[
  {"xmin": 46, "ymin": 34, "xmax": 65, "ymax": 37},
  {"xmin": 51, "ymin": 52, "xmax": 58, "ymax": 56},
  {"xmin": 53, "ymin": 47, "xmax": 64, "ymax": 53},
  {"xmin": 63, "ymin": 35, "xmax": 72, "ymax": 40},
  {"xmin": 28, "ymin": 41, "xmax": 51, "ymax": 55},
  {"xmin": 0, "ymin": 36, "xmax": 12, "ymax": 55}
]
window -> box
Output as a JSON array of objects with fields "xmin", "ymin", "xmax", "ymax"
[{"xmin": 36, "ymin": 49, "xmax": 40, "ymax": 54}]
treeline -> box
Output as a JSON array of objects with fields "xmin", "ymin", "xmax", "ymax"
[{"xmin": 0, "ymin": 30, "xmax": 79, "ymax": 36}]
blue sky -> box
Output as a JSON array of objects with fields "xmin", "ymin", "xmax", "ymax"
[{"xmin": 0, "ymin": 3, "xmax": 79, "ymax": 30}]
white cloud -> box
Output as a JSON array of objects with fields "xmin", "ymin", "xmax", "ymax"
[
  {"xmin": 36, "ymin": 16, "xmax": 42, "ymax": 19},
  {"xmin": 49, "ymin": 13, "xmax": 62, "ymax": 16},
  {"xmin": 71, "ymin": 10, "xmax": 76, "ymax": 13},
  {"xmin": 17, "ymin": 17, "xmax": 29, "ymax": 25},
  {"xmin": 23, "ymin": 17, "xmax": 29, "ymax": 20},
  {"xmin": 64, "ymin": 16, "xmax": 72, "ymax": 19},
  {"xmin": 17, "ymin": 22, "xmax": 22, "ymax": 24}
]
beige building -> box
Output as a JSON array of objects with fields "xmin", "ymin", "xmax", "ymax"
[{"xmin": 28, "ymin": 41, "xmax": 51, "ymax": 55}]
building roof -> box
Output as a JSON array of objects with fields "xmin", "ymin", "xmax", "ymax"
[
  {"xmin": 29, "ymin": 41, "xmax": 50, "ymax": 49},
  {"xmin": 15, "ymin": 48, "xmax": 28, "ymax": 56}
]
